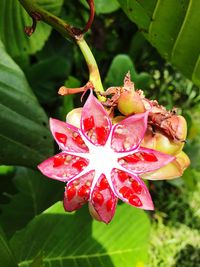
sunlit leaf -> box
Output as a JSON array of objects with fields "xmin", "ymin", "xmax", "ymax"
[
  {"xmin": 118, "ymin": 0, "xmax": 200, "ymax": 86},
  {"xmin": 10, "ymin": 202, "xmax": 150, "ymax": 267}
]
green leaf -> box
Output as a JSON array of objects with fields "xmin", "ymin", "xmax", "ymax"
[
  {"xmin": 0, "ymin": 39, "xmax": 53, "ymax": 167},
  {"xmin": 118, "ymin": 0, "xmax": 200, "ymax": 87},
  {"xmin": 0, "ymin": 0, "xmax": 63, "ymax": 58},
  {"xmin": 0, "ymin": 167, "xmax": 62, "ymax": 237},
  {"xmin": 10, "ymin": 202, "xmax": 150, "ymax": 267},
  {"xmin": 0, "ymin": 226, "xmax": 18, "ymax": 267},
  {"xmin": 81, "ymin": 0, "xmax": 120, "ymax": 14},
  {"xmin": 105, "ymin": 54, "xmax": 151, "ymax": 88}
]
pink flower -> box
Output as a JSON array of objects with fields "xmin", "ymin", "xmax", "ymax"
[{"xmin": 38, "ymin": 91, "xmax": 174, "ymax": 223}]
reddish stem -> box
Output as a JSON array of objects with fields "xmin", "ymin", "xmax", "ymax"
[
  {"xmin": 58, "ymin": 82, "xmax": 94, "ymax": 96},
  {"xmin": 82, "ymin": 0, "xmax": 95, "ymax": 33}
]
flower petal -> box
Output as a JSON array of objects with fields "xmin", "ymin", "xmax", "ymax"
[
  {"xmin": 90, "ymin": 174, "xmax": 117, "ymax": 223},
  {"xmin": 119, "ymin": 147, "xmax": 174, "ymax": 174},
  {"xmin": 50, "ymin": 118, "xmax": 89, "ymax": 152},
  {"xmin": 111, "ymin": 169, "xmax": 154, "ymax": 210},
  {"xmin": 81, "ymin": 91, "xmax": 111, "ymax": 146},
  {"xmin": 38, "ymin": 152, "xmax": 89, "ymax": 182},
  {"xmin": 111, "ymin": 112, "xmax": 148, "ymax": 152},
  {"xmin": 63, "ymin": 171, "xmax": 95, "ymax": 211},
  {"xmin": 141, "ymin": 151, "xmax": 190, "ymax": 180}
]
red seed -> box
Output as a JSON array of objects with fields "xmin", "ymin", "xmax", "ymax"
[
  {"xmin": 129, "ymin": 195, "xmax": 142, "ymax": 207},
  {"xmin": 78, "ymin": 185, "xmax": 90, "ymax": 199},
  {"xmin": 83, "ymin": 116, "xmax": 95, "ymax": 131},
  {"xmin": 73, "ymin": 135, "xmax": 84, "ymax": 146},
  {"xmin": 72, "ymin": 159, "xmax": 87, "ymax": 171},
  {"xmin": 131, "ymin": 180, "xmax": 142, "ymax": 194},
  {"xmin": 53, "ymin": 155, "xmax": 66, "ymax": 167},
  {"xmin": 99, "ymin": 177, "xmax": 109, "ymax": 190},
  {"xmin": 55, "ymin": 132, "xmax": 67, "ymax": 145},
  {"xmin": 66, "ymin": 186, "xmax": 76, "ymax": 201},
  {"xmin": 118, "ymin": 171, "xmax": 129, "ymax": 182},
  {"xmin": 124, "ymin": 154, "xmax": 140, "ymax": 163},
  {"xmin": 119, "ymin": 186, "xmax": 134, "ymax": 199},
  {"xmin": 141, "ymin": 152, "xmax": 158, "ymax": 162},
  {"xmin": 106, "ymin": 198, "xmax": 114, "ymax": 212},
  {"xmin": 95, "ymin": 126, "xmax": 107, "ymax": 145},
  {"xmin": 93, "ymin": 191, "xmax": 104, "ymax": 206}
]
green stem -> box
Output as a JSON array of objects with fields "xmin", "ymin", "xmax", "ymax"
[
  {"xmin": 18, "ymin": 0, "xmax": 105, "ymax": 99},
  {"xmin": 77, "ymin": 38, "xmax": 105, "ymax": 96}
]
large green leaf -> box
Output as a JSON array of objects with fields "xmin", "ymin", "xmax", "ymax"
[
  {"xmin": 0, "ymin": 40, "xmax": 53, "ymax": 167},
  {"xmin": 118, "ymin": 0, "xmax": 200, "ymax": 87},
  {"xmin": 0, "ymin": 0, "xmax": 63, "ymax": 58},
  {"xmin": 0, "ymin": 167, "xmax": 62, "ymax": 237},
  {"xmin": 0, "ymin": 226, "xmax": 18, "ymax": 267},
  {"xmin": 10, "ymin": 202, "xmax": 150, "ymax": 266}
]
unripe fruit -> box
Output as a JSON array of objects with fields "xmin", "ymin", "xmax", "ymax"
[
  {"xmin": 66, "ymin": 107, "xmax": 82, "ymax": 128},
  {"xmin": 142, "ymin": 129, "xmax": 184, "ymax": 156},
  {"xmin": 118, "ymin": 90, "xmax": 145, "ymax": 115}
]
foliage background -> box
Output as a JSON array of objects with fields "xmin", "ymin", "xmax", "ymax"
[{"xmin": 0, "ymin": 0, "xmax": 200, "ymax": 266}]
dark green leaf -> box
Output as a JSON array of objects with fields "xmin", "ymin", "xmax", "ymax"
[
  {"xmin": 0, "ymin": 40, "xmax": 53, "ymax": 167},
  {"xmin": 0, "ymin": 226, "xmax": 18, "ymax": 267},
  {"xmin": 105, "ymin": 54, "xmax": 151, "ymax": 88},
  {"xmin": 118, "ymin": 0, "xmax": 200, "ymax": 87},
  {"xmin": 0, "ymin": 0, "xmax": 63, "ymax": 58},
  {"xmin": 0, "ymin": 167, "xmax": 63, "ymax": 237},
  {"xmin": 10, "ymin": 202, "xmax": 150, "ymax": 266}
]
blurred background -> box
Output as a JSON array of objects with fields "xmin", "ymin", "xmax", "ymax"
[{"xmin": 0, "ymin": 1, "xmax": 200, "ymax": 266}]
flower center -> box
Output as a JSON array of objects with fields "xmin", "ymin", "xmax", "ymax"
[{"xmin": 88, "ymin": 146, "xmax": 118, "ymax": 177}]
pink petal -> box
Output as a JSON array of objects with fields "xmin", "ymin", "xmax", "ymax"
[
  {"xmin": 81, "ymin": 91, "xmax": 111, "ymax": 146},
  {"xmin": 111, "ymin": 112, "xmax": 148, "ymax": 152},
  {"xmin": 111, "ymin": 169, "xmax": 154, "ymax": 210},
  {"xmin": 63, "ymin": 171, "xmax": 95, "ymax": 211},
  {"xmin": 50, "ymin": 118, "xmax": 89, "ymax": 152},
  {"xmin": 37, "ymin": 152, "xmax": 89, "ymax": 182},
  {"xmin": 119, "ymin": 147, "xmax": 175, "ymax": 174},
  {"xmin": 90, "ymin": 174, "xmax": 117, "ymax": 224}
]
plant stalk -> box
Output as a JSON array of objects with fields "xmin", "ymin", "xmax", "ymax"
[{"xmin": 18, "ymin": 0, "xmax": 105, "ymax": 99}]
